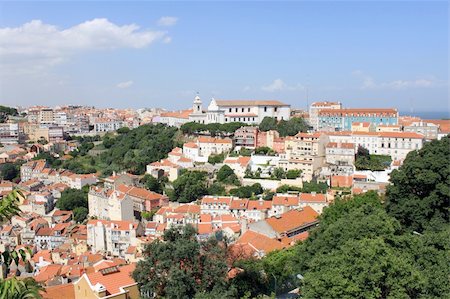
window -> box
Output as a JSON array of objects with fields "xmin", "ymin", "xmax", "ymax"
[
  {"xmin": 274, "ymin": 107, "xmax": 278, "ymax": 112},
  {"xmin": 248, "ymin": 108, "xmax": 250, "ymax": 112},
  {"xmin": 242, "ymin": 108, "xmax": 244, "ymax": 112},
  {"xmin": 264, "ymin": 107, "xmax": 267, "ymax": 112},
  {"xmin": 229, "ymin": 108, "xmax": 231, "ymax": 112},
  {"xmin": 235, "ymin": 108, "xmax": 238, "ymax": 112}
]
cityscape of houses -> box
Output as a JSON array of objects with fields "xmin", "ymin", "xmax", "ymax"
[{"xmin": 0, "ymin": 96, "xmax": 449, "ymax": 299}]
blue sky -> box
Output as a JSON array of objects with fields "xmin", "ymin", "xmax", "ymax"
[{"xmin": 0, "ymin": 1, "xmax": 448, "ymax": 114}]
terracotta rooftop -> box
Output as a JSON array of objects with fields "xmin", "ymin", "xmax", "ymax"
[
  {"xmin": 82, "ymin": 264, "xmax": 136, "ymax": 296},
  {"xmin": 236, "ymin": 230, "xmax": 285, "ymax": 254},
  {"xmin": 266, "ymin": 207, "xmax": 318, "ymax": 234}
]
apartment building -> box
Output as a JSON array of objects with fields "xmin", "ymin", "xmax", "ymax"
[
  {"xmin": 309, "ymin": 101, "xmax": 342, "ymax": 130},
  {"xmin": 318, "ymin": 108, "xmax": 398, "ymax": 131},
  {"xmin": 93, "ymin": 118, "xmax": 125, "ymax": 132},
  {"xmin": 404, "ymin": 121, "xmax": 439, "ymax": 140},
  {"xmin": 88, "ymin": 186, "xmax": 134, "ymax": 221},
  {"xmin": 234, "ymin": 126, "xmax": 258, "ymax": 148},
  {"xmin": 0, "ymin": 123, "xmax": 20, "ymax": 144},
  {"xmin": 87, "ymin": 220, "xmax": 143, "ymax": 257},
  {"xmin": 183, "ymin": 136, "xmax": 233, "ymax": 163},
  {"xmin": 284, "ymin": 132, "xmax": 329, "ymax": 181}
]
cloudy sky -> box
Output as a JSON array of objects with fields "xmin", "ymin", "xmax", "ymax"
[{"xmin": 0, "ymin": 1, "xmax": 448, "ymax": 114}]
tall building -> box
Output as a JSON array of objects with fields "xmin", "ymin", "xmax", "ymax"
[
  {"xmin": 309, "ymin": 101, "xmax": 342, "ymax": 130},
  {"xmin": 318, "ymin": 108, "xmax": 398, "ymax": 131}
]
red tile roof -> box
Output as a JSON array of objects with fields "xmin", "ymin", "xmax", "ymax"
[
  {"xmin": 266, "ymin": 207, "xmax": 318, "ymax": 234},
  {"xmin": 83, "ymin": 264, "xmax": 136, "ymax": 296}
]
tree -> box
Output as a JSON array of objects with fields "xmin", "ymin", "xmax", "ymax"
[
  {"xmin": 229, "ymin": 183, "xmax": 263, "ymax": 199},
  {"xmin": 170, "ymin": 171, "xmax": 209, "ymax": 203},
  {"xmin": 272, "ymin": 167, "xmax": 286, "ymax": 179},
  {"xmin": 259, "ymin": 117, "xmax": 278, "ymax": 132},
  {"xmin": 217, "ymin": 165, "xmax": 240, "ymax": 186},
  {"xmin": 0, "ymin": 163, "xmax": 19, "ymax": 181},
  {"xmin": 386, "ymin": 136, "xmax": 450, "ymax": 232},
  {"xmin": 140, "ymin": 174, "xmax": 164, "ymax": 194},
  {"xmin": 207, "ymin": 182, "xmax": 226, "ymax": 196},
  {"xmin": 73, "ymin": 207, "xmax": 88, "ymax": 223},
  {"xmin": 0, "ymin": 277, "xmax": 43, "ymax": 299},
  {"xmin": 302, "ymin": 238, "xmax": 423, "ymax": 299},
  {"xmin": 56, "ymin": 188, "xmax": 88, "ymax": 211},
  {"xmin": 208, "ymin": 153, "xmax": 225, "ymax": 165},
  {"xmin": 0, "ymin": 191, "xmax": 41, "ymax": 298},
  {"xmin": 286, "ymin": 169, "xmax": 301, "ymax": 179},
  {"xmin": 132, "ymin": 225, "xmax": 230, "ymax": 298}
]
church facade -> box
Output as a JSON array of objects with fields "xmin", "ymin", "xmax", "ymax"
[{"xmin": 188, "ymin": 95, "xmax": 291, "ymax": 125}]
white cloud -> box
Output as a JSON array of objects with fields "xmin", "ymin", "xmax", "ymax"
[
  {"xmin": 162, "ymin": 36, "xmax": 172, "ymax": 44},
  {"xmin": 157, "ymin": 17, "xmax": 178, "ymax": 27},
  {"xmin": 261, "ymin": 79, "xmax": 304, "ymax": 92},
  {"xmin": 0, "ymin": 18, "xmax": 168, "ymax": 73},
  {"xmin": 117, "ymin": 80, "xmax": 134, "ymax": 89},
  {"xmin": 352, "ymin": 71, "xmax": 443, "ymax": 90}
]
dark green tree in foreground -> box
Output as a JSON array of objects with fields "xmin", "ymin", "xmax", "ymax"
[
  {"xmin": 386, "ymin": 135, "xmax": 450, "ymax": 232},
  {"xmin": 217, "ymin": 165, "xmax": 240, "ymax": 186},
  {"xmin": 133, "ymin": 225, "xmax": 232, "ymax": 299}
]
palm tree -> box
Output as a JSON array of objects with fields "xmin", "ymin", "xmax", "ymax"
[
  {"xmin": 0, "ymin": 190, "xmax": 22, "ymax": 222},
  {"xmin": 0, "ymin": 277, "xmax": 43, "ymax": 299},
  {"xmin": 0, "ymin": 190, "xmax": 43, "ymax": 298}
]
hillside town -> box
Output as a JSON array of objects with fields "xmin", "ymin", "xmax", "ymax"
[{"xmin": 0, "ymin": 96, "xmax": 449, "ymax": 298}]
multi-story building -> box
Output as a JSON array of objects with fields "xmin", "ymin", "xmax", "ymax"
[
  {"xmin": 309, "ymin": 101, "xmax": 342, "ymax": 130},
  {"xmin": 186, "ymin": 95, "xmax": 291, "ymax": 125},
  {"xmin": 325, "ymin": 142, "xmax": 356, "ymax": 167},
  {"xmin": 87, "ymin": 220, "xmax": 143, "ymax": 257},
  {"xmin": 404, "ymin": 121, "xmax": 439, "ymax": 140},
  {"xmin": 183, "ymin": 136, "xmax": 233, "ymax": 163},
  {"xmin": 88, "ymin": 186, "xmax": 134, "ymax": 221},
  {"xmin": 38, "ymin": 108, "xmax": 54, "ymax": 126},
  {"xmin": 284, "ymin": 132, "xmax": 329, "ymax": 181},
  {"xmin": 318, "ymin": 108, "xmax": 398, "ymax": 131},
  {"xmin": 0, "ymin": 123, "xmax": 20, "ymax": 144},
  {"xmin": 20, "ymin": 159, "xmax": 48, "ymax": 182},
  {"xmin": 234, "ymin": 126, "xmax": 258, "ymax": 148},
  {"xmin": 93, "ymin": 118, "xmax": 125, "ymax": 132}
]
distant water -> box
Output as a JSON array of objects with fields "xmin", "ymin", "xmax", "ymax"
[{"xmin": 399, "ymin": 111, "xmax": 450, "ymax": 120}]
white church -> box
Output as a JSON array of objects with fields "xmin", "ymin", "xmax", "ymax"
[{"xmin": 188, "ymin": 94, "xmax": 291, "ymax": 125}]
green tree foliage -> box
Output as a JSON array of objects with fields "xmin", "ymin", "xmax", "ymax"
[
  {"xmin": 355, "ymin": 146, "xmax": 391, "ymax": 171},
  {"xmin": 33, "ymin": 152, "xmax": 61, "ymax": 168},
  {"xmin": 132, "ymin": 225, "xmax": 230, "ymax": 299},
  {"xmin": 73, "ymin": 207, "xmax": 88, "ymax": 223},
  {"xmin": 170, "ymin": 171, "xmax": 208, "ymax": 203},
  {"xmin": 0, "ymin": 163, "xmax": 19, "ymax": 181},
  {"xmin": 285, "ymin": 169, "xmax": 301, "ymax": 179},
  {"xmin": 207, "ymin": 152, "xmax": 225, "ymax": 164},
  {"xmin": 207, "ymin": 182, "xmax": 226, "ymax": 196},
  {"xmin": 116, "ymin": 127, "xmax": 130, "ymax": 134},
  {"xmin": 276, "ymin": 181, "xmax": 328, "ymax": 194},
  {"xmin": 271, "ymin": 167, "xmax": 286, "ymax": 179},
  {"xmin": 140, "ymin": 174, "xmax": 165, "ymax": 194},
  {"xmin": 229, "ymin": 183, "xmax": 263, "ymax": 198},
  {"xmin": 0, "ymin": 105, "xmax": 18, "ymax": 123},
  {"xmin": 0, "ymin": 277, "xmax": 43, "ymax": 299},
  {"xmin": 386, "ymin": 136, "xmax": 450, "ymax": 232},
  {"xmin": 259, "ymin": 117, "xmax": 308, "ymax": 137},
  {"xmin": 67, "ymin": 124, "xmax": 178, "ymax": 175},
  {"xmin": 56, "ymin": 187, "xmax": 88, "ymax": 211},
  {"xmin": 254, "ymin": 147, "xmax": 276, "ymax": 156},
  {"xmin": 217, "ymin": 165, "xmax": 240, "ymax": 186}
]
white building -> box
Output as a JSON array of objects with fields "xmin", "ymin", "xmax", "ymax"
[
  {"xmin": 93, "ymin": 118, "xmax": 125, "ymax": 132},
  {"xmin": 0, "ymin": 123, "xmax": 20, "ymax": 144},
  {"xmin": 183, "ymin": 136, "xmax": 233, "ymax": 163},
  {"xmin": 88, "ymin": 186, "xmax": 134, "ymax": 221},
  {"xmin": 87, "ymin": 219, "xmax": 142, "ymax": 257},
  {"xmin": 187, "ymin": 95, "xmax": 290, "ymax": 125}
]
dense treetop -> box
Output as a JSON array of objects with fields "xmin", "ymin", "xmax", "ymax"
[{"xmin": 386, "ymin": 135, "xmax": 450, "ymax": 232}]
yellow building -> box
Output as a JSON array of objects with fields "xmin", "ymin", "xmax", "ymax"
[{"xmin": 74, "ymin": 264, "xmax": 139, "ymax": 299}]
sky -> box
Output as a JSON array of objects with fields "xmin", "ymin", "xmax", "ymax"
[{"xmin": 0, "ymin": 1, "xmax": 448, "ymax": 115}]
